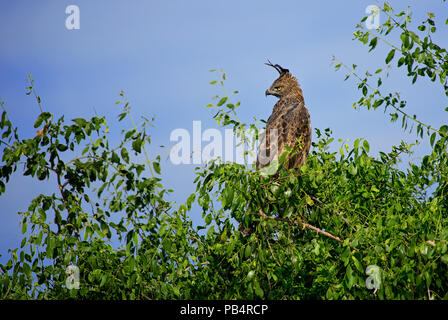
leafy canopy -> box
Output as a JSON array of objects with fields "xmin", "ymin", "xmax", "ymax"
[{"xmin": 1, "ymin": 1, "xmax": 448, "ymax": 299}]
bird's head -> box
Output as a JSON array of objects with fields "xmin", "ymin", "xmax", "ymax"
[{"xmin": 265, "ymin": 60, "xmax": 302, "ymax": 99}]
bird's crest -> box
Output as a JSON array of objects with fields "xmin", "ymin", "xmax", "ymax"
[{"xmin": 265, "ymin": 60, "xmax": 290, "ymax": 75}]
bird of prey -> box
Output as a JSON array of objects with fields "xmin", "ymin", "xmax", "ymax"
[{"xmin": 256, "ymin": 61, "xmax": 311, "ymax": 172}]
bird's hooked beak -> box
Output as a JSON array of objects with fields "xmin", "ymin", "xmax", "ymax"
[{"xmin": 265, "ymin": 88, "xmax": 280, "ymax": 98}]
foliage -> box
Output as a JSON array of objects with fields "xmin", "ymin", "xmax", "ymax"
[{"xmin": 1, "ymin": 1, "xmax": 448, "ymax": 299}]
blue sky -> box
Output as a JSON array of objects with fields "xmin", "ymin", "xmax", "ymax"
[{"xmin": 1, "ymin": 0, "xmax": 447, "ymax": 263}]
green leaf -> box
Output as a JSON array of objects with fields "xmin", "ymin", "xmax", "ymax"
[
  {"xmin": 352, "ymin": 256, "xmax": 364, "ymax": 273},
  {"xmin": 390, "ymin": 112, "xmax": 398, "ymax": 122},
  {"xmin": 348, "ymin": 164, "xmax": 358, "ymax": 176},
  {"xmin": 430, "ymin": 132, "xmax": 436, "ymax": 147},
  {"xmin": 254, "ymin": 281, "xmax": 264, "ymax": 298},
  {"xmin": 132, "ymin": 138, "xmax": 142, "ymax": 153},
  {"xmin": 217, "ymin": 97, "xmax": 228, "ymax": 107},
  {"xmin": 354, "ymin": 138, "xmax": 360, "ymax": 151},
  {"xmin": 121, "ymin": 148, "xmax": 129, "ymax": 163},
  {"xmin": 400, "ymin": 33, "xmax": 410, "ymax": 49},
  {"xmin": 100, "ymin": 274, "xmax": 108, "ymax": 287},
  {"xmin": 345, "ymin": 265, "xmax": 355, "ymax": 288},
  {"xmin": 125, "ymin": 129, "xmax": 136, "ymax": 140},
  {"xmin": 33, "ymin": 112, "xmax": 52, "ymax": 128},
  {"xmin": 153, "ymin": 161, "xmax": 161, "ymax": 175},
  {"xmin": 118, "ymin": 112, "xmax": 127, "ymax": 121},
  {"xmin": 93, "ymin": 138, "xmax": 103, "ymax": 149},
  {"xmin": 21, "ymin": 220, "xmax": 27, "ymax": 234},
  {"xmin": 206, "ymin": 225, "xmax": 215, "ymax": 239},
  {"xmin": 56, "ymin": 143, "xmax": 68, "ymax": 152},
  {"xmin": 111, "ymin": 151, "xmax": 120, "ymax": 164},
  {"xmin": 385, "ymin": 49, "xmax": 396, "ymax": 64},
  {"xmin": 363, "ymin": 140, "xmax": 370, "ymax": 153},
  {"xmin": 245, "ymin": 245, "xmax": 252, "ymax": 258},
  {"xmin": 72, "ymin": 118, "xmax": 87, "ymax": 127},
  {"xmin": 441, "ymin": 255, "xmax": 448, "ymax": 265},
  {"xmin": 133, "ymin": 231, "xmax": 139, "ymax": 246},
  {"xmin": 305, "ymin": 194, "xmax": 314, "ymax": 206},
  {"xmin": 373, "ymin": 99, "xmax": 384, "ymax": 109},
  {"xmin": 186, "ymin": 193, "xmax": 196, "ymax": 210},
  {"xmin": 369, "ymin": 37, "xmax": 378, "ymax": 52},
  {"xmin": 223, "ymin": 187, "xmax": 234, "ymax": 208},
  {"xmin": 362, "ymin": 86, "xmax": 368, "ymax": 96}
]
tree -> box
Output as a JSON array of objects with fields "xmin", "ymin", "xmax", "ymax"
[{"xmin": 0, "ymin": 1, "xmax": 447, "ymax": 299}]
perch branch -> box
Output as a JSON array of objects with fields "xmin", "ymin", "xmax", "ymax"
[
  {"xmin": 258, "ymin": 209, "xmax": 343, "ymax": 243},
  {"xmin": 258, "ymin": 208, "xmax": 359, "ymax": 252}
]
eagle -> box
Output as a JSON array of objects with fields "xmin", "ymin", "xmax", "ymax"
[
  {"xmin": 256, "ymin": 61, "xmax": 311, "ymax": 172},
  {"xmin": 239, "ymin": 62, "xmax": 312, "ymax": 236}
]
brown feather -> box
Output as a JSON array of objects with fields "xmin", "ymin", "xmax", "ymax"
[{"xmin": 257, "ymin": 66, "xmax": 311, "ymax": 171}]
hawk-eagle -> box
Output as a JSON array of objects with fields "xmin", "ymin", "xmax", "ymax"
[{"xmin": 256, "ymin": 61, "xmax": 311, "ymax": 171}]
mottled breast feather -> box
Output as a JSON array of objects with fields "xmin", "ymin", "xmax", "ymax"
[{"xmin": 257, "ymin": 96, "xmax": 311, "ymax": 170}]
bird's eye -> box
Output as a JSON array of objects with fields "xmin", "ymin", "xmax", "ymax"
[{"xmin": 276, "ymin": 87, "xmax": 282, "ymax": 91}]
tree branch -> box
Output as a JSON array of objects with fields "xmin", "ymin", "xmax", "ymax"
[
  {"xmin": 257, "ymin": 208, "xmax": 360, "ymax": 252},
  {"xmin": 258, "ymin": 209, "xmax": 344, "ymax": 243}
]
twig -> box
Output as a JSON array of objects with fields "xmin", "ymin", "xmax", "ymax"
[
  {"xmin": 141, "ymin": 292, "xmax": 152, "ymax": 300},
  {"xmin": 266, "ymin": 239, "xmax": 281, "ymax": 266},
  {"xmin": 258, "ymin": 208, "xmax": 359, "ymax": 252},
  {"xmin": 183, "ymin": 261, "xmax": 210, "ymax": 272},
  {"xmin": 258, "ymin": 209, "xmax": 344, "ymax": 243}
]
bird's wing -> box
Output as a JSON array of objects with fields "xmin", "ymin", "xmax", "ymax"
[
  {"xmin": 282, "ymin": 101, "xmax": 311, "ymax": 168},
  {"xmin": 257, "ymin": 98, "xmax": 311, "ymax": 169}
]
